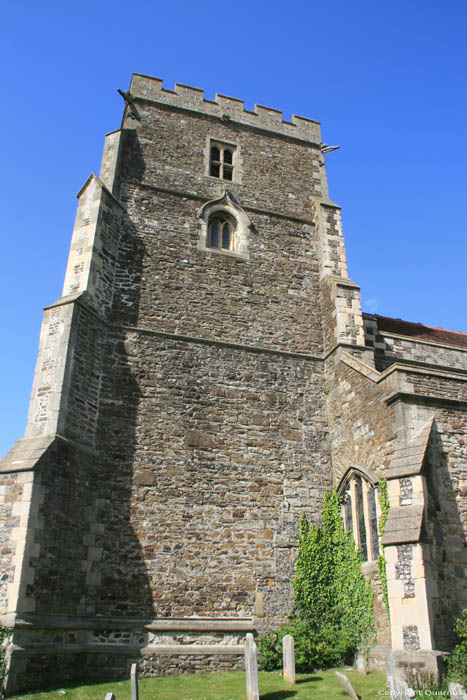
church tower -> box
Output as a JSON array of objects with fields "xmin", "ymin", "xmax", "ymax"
[
  {"xmin": 0, "ymin": 75, "xmax": 338, "ymax": 690},
  {"xmin": 1, "ymin": 74, "xmax": 465, "ymax": 692}
]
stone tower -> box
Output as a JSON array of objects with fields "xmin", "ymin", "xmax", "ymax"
[{"xmin": 1, "ymin": 74, "xmax": 466, "ymax": 692}]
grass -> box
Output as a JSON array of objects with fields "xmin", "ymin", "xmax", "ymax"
[{"xmin": 10, "ymin": 668, "xmax": 388, "ymax": 700}]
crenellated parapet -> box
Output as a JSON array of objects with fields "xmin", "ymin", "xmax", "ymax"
[{"xmin": 128, "ymin": 74, "xmax": 322, "ymax": 143}]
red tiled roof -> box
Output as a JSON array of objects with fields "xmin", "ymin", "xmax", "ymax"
[{"xmin": 374, "ymin": 315, "xmax": 467, "ymax": 350}]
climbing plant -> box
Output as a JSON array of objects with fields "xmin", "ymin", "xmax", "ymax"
[
  {"xmin": 378, "ymin": 478, "xmax": 389, "ymax": 536},
  {"xmin": 377, "ymin": 478, "xmax": 390, "ymax": 615},
  {"xmin": 293, "ymin": 490, "xmax": 375, "ymax": 651},
  {"xmin": 258, "ymin": 489, "xmax": 375, "ymax": 671}
]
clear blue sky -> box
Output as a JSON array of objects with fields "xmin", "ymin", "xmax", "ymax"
[{"xmin": 1, "ymin": 0, "xmax": 466, "ymax": 457}]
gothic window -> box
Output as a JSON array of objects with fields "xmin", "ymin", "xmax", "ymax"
[
  {"xmin": 207, "ymin": 215, "xmax": 233, "ymax": 250},
  {"xmin": 198, "ymin": 189, "xmax": 250, "ymax": 260},
  {"xmin": 209, "ymin": 141, "xmax": 236, "ymax": 181},
  {"xmin": 340, "ymin": 472, "xmax": 380, "ymax": 562}
]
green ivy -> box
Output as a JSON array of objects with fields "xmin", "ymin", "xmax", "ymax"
[
  {"xmin": 292, "ymin": 490, "xmax": 375, "ymax": 660},
  {"xmin": 447, "ymin": 609, "xmax": 467, "ymax": 686},
  {"xmin": 377, "ymin": 479, "xmax": 390, "ymax": 615},
  {"xmin": 378, "ymin": 478, "xmax": 389, "ymax": 536},
  {"xmin": 377, "ymin": 554, "xmax": 389, "ymax": 615}
]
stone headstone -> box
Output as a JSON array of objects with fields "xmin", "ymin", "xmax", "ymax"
[
  {"xmin": 245, "ymin": 632, "xmax": 259, "ymax": 700},
  {"xmin": 104, "ymin": 694, "xmax": 115, "ymax": 700},
  {"xmin": 449, "ymin": 682, "xmax": 467, "ymax": 700},
  {"xmin": 131, "ymin": 662, "xmax": 139, "ymax": 700},
  {"xmin": 387, "ymin": 675, "xmax": 415, "ymax": 699},
  {"xmin": 282, "ymin": 634, "xmax": 295, "ymax": 684},
  {"xmin": 356, "ymin": 655, "xmax": 367, "ymax": 675},
  {"xmin": 335, "ymin": 671, "xmax": 359, "ymax": 700}
]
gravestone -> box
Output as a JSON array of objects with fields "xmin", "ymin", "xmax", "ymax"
[
  {"xmin": 104, "ymin": 694, "xmax": 115, "ymax": 700},
  {"xmin": 282, "ymin": 634, "xmax": 296, "ymax": 684},
  {"xmin": 356, "ymin": 655, "xmax": 367, "ymax": 675},
  {"xmin": 449, "ymin": 682, "xmax": 467, "ymax": 700},
  {"xmin": 387, "ymin": 675, "xmax": 415, "ymax": 699},
  {"xmin": 335, "ymin": 671, "xmax": 359, "ymax": 700},
  {"xmin": 245, "ymin": 632, "xmax": 259, "ymax": 700},
  {"xmin": 131, "ymin": 663, "xmax": 139, "ymax": 700}
]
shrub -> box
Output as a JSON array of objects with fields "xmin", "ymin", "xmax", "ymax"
[
  {"xmin": 258, "ymin": 618, "xmax": 354, "ymax": 672},
  {"xmin": 447, "ymin": 609, "xmax": 467, "ymax": 686}
]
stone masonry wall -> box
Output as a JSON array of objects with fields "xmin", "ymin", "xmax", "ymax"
[
  {"xmin": 379, "ymin": 335, "xmax": 467, "ymax": 371},
  {"xmin": 113, "ymin": 186, "xmax": 322, "ymax": 354},
  {"xmin": 422, "ymin": 402, "xmax": 467, "ymax": 649},
  {"xmin": 363, "ymin": 315, "xmax": 467, "ymax": 372},
  {"xmin": 60, "ymin": 305, "xmax": 107, "ymax": 448},
  {"xmin": 324, "ymin": 352, "xmax": 397, "ymax": 485},
  {"xmin": 130, "ymin": 75, "xmax": 322, "ymax": 145},
  {"xmin": 62, "ymin": 178, "xmax": 124, "ymax": 320},
  {"xmin": 24, "ymin": 440, "xmax": 98, "ymax": 615},
  {"xmin": 55, "ymin": 94, "xmax": 333, "ymax": 626},
  {"xmin": 0, "ymin": 473, "xmax": 23, "ymax": 614},
  {"xmin": 119, "ymin": 101, "xmax": 323, "ymax": 220},
  {"xmin": 89, "ymin": 328, "xmax": 331, "ymax": 624}
]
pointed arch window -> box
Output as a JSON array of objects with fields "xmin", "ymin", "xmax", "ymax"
[
  {"xmin": 208, "ymin": 215, "xmax": 233, "ymax": 250},
  {"xmin": 198, "ymin": 189, "xmax": 251, "ymax": 260},
  {"xmin": 339, "ymin": 471, "xmax": 380, "ymax": 562}
]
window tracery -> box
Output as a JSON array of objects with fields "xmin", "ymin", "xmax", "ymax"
[
  {"xmin": 339, "ymin": 471, "xmax": 380, "ymax": 562},
  {"xmin": 208, "ymin": 215, "xmax": 233, "ymax": 250},
  {"xmin": 197, "ymin": 188, "xmax": 250, "ymax": 260}
]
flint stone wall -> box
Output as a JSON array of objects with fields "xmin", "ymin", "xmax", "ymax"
[{"xmin": 94, "ymin": 330, "xmax": 330, "ymax": 621}]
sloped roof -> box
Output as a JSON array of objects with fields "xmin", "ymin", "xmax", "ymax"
[{"xmin": 375, "ymin": 315, "xmax": 467, "ymax": 349}]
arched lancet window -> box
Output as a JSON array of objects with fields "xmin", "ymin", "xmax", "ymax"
[
  {"xmin": 198, "ymin": 189, "xmax": 250, "ymax": 260},
  {"xmin": 207, "ymin": 215, "xmax": 233, "ymax": 251},
  {"xmin": 339, "ymin": 471, "xmax": 380, "ymax": 562}
]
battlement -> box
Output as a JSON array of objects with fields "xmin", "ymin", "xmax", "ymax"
[{"xmin": 129, "ymin": 73, "xmax": 322, "ymax": 143}]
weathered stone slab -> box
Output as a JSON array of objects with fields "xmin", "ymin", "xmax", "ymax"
[
  {"xmin": 130, "ymin": 662, "xmax": 139, "ymax": 700},
  {"xmin": 245, "ymin": 632, "xmax": 259, "ymax": 700},
  {"xmin": 385, "ymin": 420, "xmax": 433, "ymax": 478},
  {"xmin": 335, "ymin": 671, "xmax": 359, "ymax": 700},
  {"xmin": 449, "ymin": 682, "xmax": 467, "ymax": 700},
  {"xmin": 382, "ymin": 505, "xmax": 424, "ymax": 545},
  {"xmin": 282, "ymin": 634, "xmax": 295, "ymax": 684},
  {"xmin": 0, "ymin": 436, "xmax": 56, "ymax": 473},
  {"xmin": 105, "ymin": 694, "xmax": 115, "ymax": 700},
  {"xmin": 356, "ymin": 655, "xmax": 367, "ymax": 675},
  {"xmin": 387, "ymin": 675, "xmax": 415, "ymax": 699}
]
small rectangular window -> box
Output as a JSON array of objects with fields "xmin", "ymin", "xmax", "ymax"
[{"xmin": 209, "ymin": 141, "xmax": 236, "ymax": 181}]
